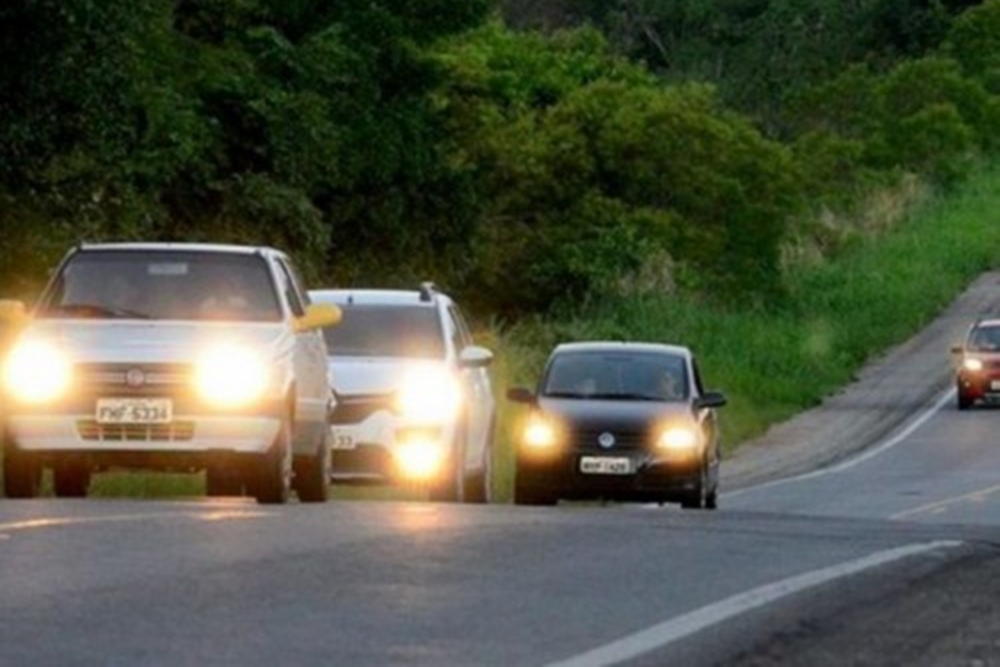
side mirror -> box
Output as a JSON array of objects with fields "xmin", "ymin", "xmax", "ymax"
[
  {"xmin": 506, "ymin": 387, "xmax": 536, "ymax": 404},
  {"xmin": 950, "ymin": 344, "xmax": 963, "ymax": 355},
  {"xmin": 295, "ymin": 303, "xmax": 342, "ymax": 333},
  {"xmin": 694, "ymin": 391, "xmax": 727, "ymax": 409},
  {"xmin": 459, "ymin": 345, "xmax": 493, "ymax": 369}
]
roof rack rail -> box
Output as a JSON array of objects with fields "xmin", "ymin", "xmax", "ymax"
[{"xmin": 419, "ymin": 281, "xmax": 438, "ymax": 302}]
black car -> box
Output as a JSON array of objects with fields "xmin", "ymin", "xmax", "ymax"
[{"xmin": 507, "ymin": 341, "xmax": 726, "ymax": 508}]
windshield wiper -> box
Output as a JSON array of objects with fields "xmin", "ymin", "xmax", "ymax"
[{"xmin": 47, "ymin": 303, "xmax": 152, "ymax": 319}]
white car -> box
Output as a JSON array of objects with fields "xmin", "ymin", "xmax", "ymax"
[
  {"xmin": 309, "ymin": 284, "xmax": 496, "ymax": 502},
  {"xmin": 0, "ymin": 243, "xmax": 341, "ymax": 504}
]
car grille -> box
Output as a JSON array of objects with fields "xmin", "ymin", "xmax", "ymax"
[
  {"xmin": 331, "ymin": 395, "xmax": 395, "ymax": 424},
  {"xmin": 76, "ymin": 362, "xmax": 193, "ymax": 396},
  {"xmin": 568, "ymin": 428, "xmax": 648, "ymax": 451},
  {"xmin": 76, "ymin": 420, "xmax": 196, "ymax": 442}
]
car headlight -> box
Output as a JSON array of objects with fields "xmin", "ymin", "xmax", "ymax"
[
  {"xmin": 658, "ymin": 426, "xmax": 699, "ymax": 453},
  {"xmin": 195, "ymin": 344, "xmax": 269, "ymax": 407},
  {"xmin": 523, "ymin": 413, "xmax": 557, "ymax": 450},
  {"xmin": 395, "ymin": 366, "xmax": 462, "ymax": 422},
  {"xmin": 963, "ymin": 358, "xmax": 984, "ymax": 372},
  {"xmin": 2, "ymin": 340, "xmax": 72, "ymax": 404}
]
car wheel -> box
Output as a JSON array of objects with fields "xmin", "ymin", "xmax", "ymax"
[
  {"xmin": 705, "ymin": 486, "xmax": 718, "ymax": 510},
  {"xmin": 957, "ymin": 390, "xmax": 973, "ymax": 410},
  {"xmin": 53, "ymin": 462, "xmax": 91, "ymax": 498},
  {"xmin": 253, "ymin": 421, "xmax": 292, "ymax": 505},
  {"xmin": 464, "ymin": 416, "xmax": 495, "ymax": 504},
  {"xmin": 513, "ymin": 480, "xmax": 557, "ymax": 506},
  {"xmin": 681, "ymin": 461, "xmax": 708, "ymax": 509},
  {"xmin": 429, "ymin": 427, "xmax": 466, "ymax": 503},
  {"xmin": 293, "ymin": 435, "xmax": 330, "ymax": 503},
  {"xmin": 3, "ymin": 439, "xmax": 41, "ymax": 499},
  {"xmin": 513, "ymin": 464, "xmax": 557, "ymax": 506},
  {"xmin": 206, "ymin": 466, "xmax": 244, "ymax": 497}
]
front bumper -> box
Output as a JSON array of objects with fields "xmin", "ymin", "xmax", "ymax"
[
  {"xmin": 329, "ymin": 407, "xmax": 456, "ymax": 484},
  {"xmin": 516, "ymin": 449, "xmax": 703, "ymax": 502},
  {"xmin": 957, "ymin": 370, "xmax": 1000, "ymax": 401}
]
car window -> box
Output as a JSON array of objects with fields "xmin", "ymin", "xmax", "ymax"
[
  {"xmin": 448, "ymin": 305, "xmax": 472, "ymax": 350},
  {"xmin": 543, "ymin": 351, "xmax": 689, "ymax": 400},
  {"xmin": 274, "ymin": 259, "xmax": 307, "ymax": 317},
  {"xmin": 38, "ymin": 250, "xmax": 282, "ymax": 322},
  {"xmin": 968, "ymin": 325, "xmax": 1000, "ymax": 352},
  {"xmin": 322, "ymin": 305, "xmax": 445, "ymax": 359}
]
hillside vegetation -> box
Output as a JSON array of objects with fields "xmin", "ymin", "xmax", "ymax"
[{"xmin": 2, "ymin": 0, "xmax": 999, "ymax": 316}]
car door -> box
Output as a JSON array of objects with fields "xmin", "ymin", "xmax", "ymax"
[
  {"xmin": 447, "ymin": 304, "xmax": 494, "ymax": 474},
  {"xmin": 274, "ymin": 257, "xmax": 331, "ymax": 452},
  {"xmin": 690, "ymin": 356, "xmax": 720, "ymax": 465}
]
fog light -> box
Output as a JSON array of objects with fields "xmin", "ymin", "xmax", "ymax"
[{"xmin": 395, "ymin": 432, "xmax": 446, "ymax": 480}]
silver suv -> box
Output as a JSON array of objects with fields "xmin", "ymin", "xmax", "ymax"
[
  {"xmin": 309, "ymin": 284, "xmax": 495, "ymax": 502},
  {"xmin": 0, "ymin": 243, "xmax": 341, "ymax": 503}
]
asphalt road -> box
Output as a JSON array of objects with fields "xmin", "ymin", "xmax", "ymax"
[{"xmin": 3, "ymin": 275, "xmax": 1000, "ymax": 666}]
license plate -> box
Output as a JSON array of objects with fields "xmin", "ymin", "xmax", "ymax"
[
  {"xmin": 330, "ymin": 429, "xmax": 356, "ymax": 450},
  {"xmin": 96, "ymin": 398, "xmax": 172, "ymax": 424},
  {"xmin": 991, "ymin": 380, "xmax": 1000, "ymax": 391},
  {"xmin": 580, "ymin": 456, "xmax": 633, "ymax": 475}
]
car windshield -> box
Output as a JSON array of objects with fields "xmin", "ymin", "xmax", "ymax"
[
  {"xmin": 968, "ymin": 325, "xmax": 1000, "ymax": 352},
  {"xmin": 322, "ymin": 305, "xmax": 445, "ymax": 359},
  {"xmin": 542, "ymin": 350, "xmax": 689, "ymax": 401},
  {"xmin": 36, "ymin": 250, "xmax": 282, "ymax": 322}
]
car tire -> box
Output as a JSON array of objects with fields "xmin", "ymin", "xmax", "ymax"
[
  {"xmin": 513, "ymin": 465, "xmax": 557, "ymax": 506},
  {"xmin": 206, "ymin": 466, "xmax": 244, "ymax": 497},
  {"xmin": 53, "ymin": 462, "xmax": 91, "ymax": 498},
  {"xmin": 681, "ymin": 461, "xmax": 708, "ymax": 509},
  {"xmin": 3, "ymin": 439, "xmax": 41, "ymax": 499},
  {"xmin": 464, "ymin": 416, "xmax": 495, "ymax": 504},
  {"xmin": 429, "ymin": 427, "xmax": 466, "ymax": 503},
  {"xmin": 253, "ymin": 421, "xmax": 292, "ymax": 505},
  {"xmin": 293, "ymin": 435, "xmax": 330, "ymax": 503},
  {"xmin": 513, "ymin": 480, "xmax": 557, "ymax": 506},
  {"xmin": 957, "ymin": 390, "xmax": 973, "ymax": 410}
]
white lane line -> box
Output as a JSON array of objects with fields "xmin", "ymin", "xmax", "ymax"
[
  {"xmin": 891, "ymin": 481, "xmax": 1000, "ymax": 520},
  {"xmin": 0, "ymin": 509, "xmax": 275, "ymax": 535},
  {"xmin": 545, "ymin": 540, "xmax": 962, "ymax": 667},
  {"xmin": 725, "ymin": 387, "xmax": 955, "ymax": 498}
]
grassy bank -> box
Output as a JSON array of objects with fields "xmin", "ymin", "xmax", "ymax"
[{"xmin": 489, "ymin": 163, "xmax": 1000, "ymax": 501}]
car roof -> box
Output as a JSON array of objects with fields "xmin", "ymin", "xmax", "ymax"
[
  {"xmin": 75, "ymin": 242, "xmax": 283, "ymax": 256},
  {"xmin": 551, "ymin": 341, "xmax": 692, "ymax": 358},
  {"xmin": 309, "ymin": 288, "xmax": 443, "ymax": 307},
  {"xmin": 973, "ymin": 318, "xmax": 1000, "ymax": 329}
]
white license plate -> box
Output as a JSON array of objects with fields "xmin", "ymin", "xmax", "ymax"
[
  {"xmin": 96, "ymin": 398, "xmax": 172, "ymax": 424},
  {"xmin": 329, "ymin": 429, "xmax": 356, "ymax": 450},
  {"xmin": 580, "ymin": 456, "xmax": 633, "ymax": 475},
  {"xmin": 991, "ymin": 380, "xmax": 1000, "ymax": 391}
]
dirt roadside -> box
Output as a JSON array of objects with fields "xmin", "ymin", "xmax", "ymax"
[{"xmin": 720, "ymin": 271, "xmax": 1000, "ymax": 492}]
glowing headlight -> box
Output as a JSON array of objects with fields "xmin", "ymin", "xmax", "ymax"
[
  {"xmin": 963, "ymin": 358, "xmax": 984, "ymax": 372},
  {"xmin": 395, "ymin": 432, "xmax": 446, "ymax": 480},
  {"xmin": 195, "ymin": 345, "xmax": 269, "ymax": 407},
  {"xmin": 658, "ymin": 426, "xmax": 699, "ymax": 452},
  {"xmin": 2, "ymin": 340, "xmax": 72, "ymax": 403},
  {"xmin": 523, "ymin": 414, "xmax": 557, "ymax": 449},
  {"xmin": 395, "ymin": 366, "xmax": 462, "ymax": 422}
]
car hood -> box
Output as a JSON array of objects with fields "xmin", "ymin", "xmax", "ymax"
[
  {"xmin": 537, "ymin": 396, "xmax": 695, "ymax": 430},
  {"xmin": 18, "ymin": 320, "xmax": 291, "ymax": 364},
  {"xmin": 327, "ymin": 357, "xmax": 448, "ymax": 396}
]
